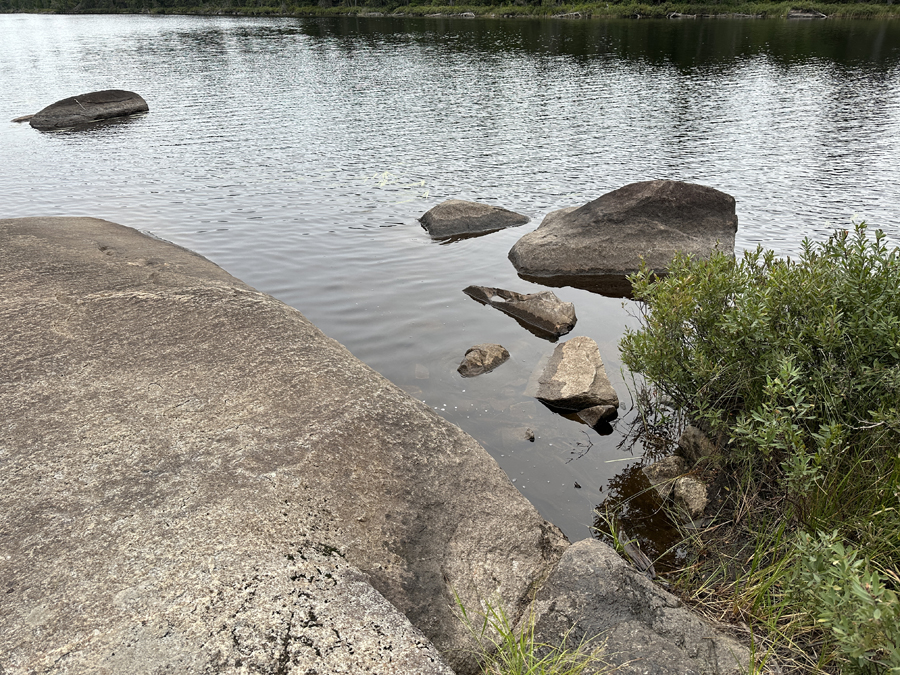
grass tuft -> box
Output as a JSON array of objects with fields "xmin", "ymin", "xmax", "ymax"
[{"xmin": 454, "ymin": 592, "xmax": 614, "ymax": 675}]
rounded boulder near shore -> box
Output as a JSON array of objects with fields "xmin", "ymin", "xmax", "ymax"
[
  {"xmin": 28, "ymin": 90, "xmax": 149, "ymax": 130},
  {"xmin": 508, "ymin": 179, "xmax": 738, "ymax": 279}
]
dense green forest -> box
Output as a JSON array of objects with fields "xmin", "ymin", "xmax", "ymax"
[{"xmin": 2, "ymin": 0, "xmax": 899, "ymax": 19}]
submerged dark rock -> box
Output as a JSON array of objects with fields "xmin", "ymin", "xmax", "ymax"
[
  {"xmin": 508, "ymin": 180, "xmax": 738, "ymax": 280},
  {"xmin": 29, "ymin": 90, "xmax": 148, "ymax": 130},
  {"xmin": 457, "ymin": 343, "xmax": 510, "ymax": 377},
  {"xmin": 463, "ymin": 285, "xmax": 576, "ymax": 338},
  {"xmin": 420, "ymin": 200, "xmax": 529, "ymax": 238}
]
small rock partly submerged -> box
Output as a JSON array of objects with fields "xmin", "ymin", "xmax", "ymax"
[
  {"xmin": 457, "ymin": 343, "xmax": 510, "ymax": 378},
  {"xmin": 527, "ymin": 336, "xmax": 618, "ymax": 411},
  {"xmin": 420, "ymin": 200, "xmax": 529, "ymax": 238},
  {"xmin": 463, "ymin": 285, "xmax": 576, "ymax": 338}
]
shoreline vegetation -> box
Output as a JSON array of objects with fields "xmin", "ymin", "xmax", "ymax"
[
  {"xmin": 619, "ymin": 225, "xmax": 900, "ymax": 673},
  {"xmin": 3, "ymin": 0, "xmax": 900, "ymax": 19}
]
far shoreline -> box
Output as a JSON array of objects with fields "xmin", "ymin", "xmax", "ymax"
[{"xmin": 3, "ymin": 2, "xmax": 900, "ymax": 21}]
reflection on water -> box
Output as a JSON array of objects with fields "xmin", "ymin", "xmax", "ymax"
[{"xmin": 2, "ymin": 14, "xmax": 900, "ymax": 542}]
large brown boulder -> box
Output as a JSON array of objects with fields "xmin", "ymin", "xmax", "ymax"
[
  {"xmin": 508, "ymin": 180, "xmax": 738, "ymax": 278},
  {"xmin": 29, "ymin": 89, "xmax": 148, "ymax": 130},
  {"xmin": 0, "ymin": 217, "xmax": 567, "ymax": 674}
]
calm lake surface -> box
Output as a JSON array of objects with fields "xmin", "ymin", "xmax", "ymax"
[{"xmin": 2, "ymin": 14, "xmax": 900, "ymax": 544}]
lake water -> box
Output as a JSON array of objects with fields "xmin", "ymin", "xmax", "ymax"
[{"xmin": 2, "ymin": 14, "xmax": 900, "ymax": 546}]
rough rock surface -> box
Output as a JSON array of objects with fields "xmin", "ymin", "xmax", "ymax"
[
  {"xmin": 457, "ymin": 343, "xmax": 510, "ymax": 377},
  {"xmin": 577, "ymin": 404, "xmax": 617, "ymax": 427},
  {"xmin": 675, "ymin": 476, "xmax": 710, "ymax": 519},
  {"xmin": 508, "ymin": 180, "xmax": 738, "ymax": 278},
  {"xmin": 29, "ymin": 90, "xmax": 149, "ymax": 130},
  {"xmin": 463, "ymin": 285, "xmax": 576, "ymax": 338},
  {"xmin": 0, "ymin": 217, "xmax": 568, "ymax": 675},
  {"xmin": 678, "ymin": 424, "xmax": 719, "ymax": 465},
  {"xmin": 531, "ymin": 539, "xmax": 751, "ymax": 675},
  {"xmin": 642, "ymin": 455, "xmax": 688, "ymax": 501},
  {"xmin": 420, "ymin": 199, "xmax": 529, "ymax": 238},
  {"xmin": 527, "ymin": 336, "xmax": 618, "ymax": 410}
]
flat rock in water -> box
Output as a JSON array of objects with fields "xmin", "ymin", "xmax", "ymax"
[
  {"xmin": 528, "ymin": 336, "xmax": 618, "ymax": 410},
  {"xmin": 508, "ymin": 180, "xmax": 738, "ymax": 278},
  {"xmin": 531, "ymin": 539, "xmax": 751, "ymax": 674},
  {"xmin": 29, "ymin": 89, "xmax": 148, "ymax": 130},
  {"xmin": 463, "ymin": 285, "xmax": 576, "ymax": 338},
  {"xmin": 0, "ymin": 217, "xmax": 568, "ymax": 675},
  {"xmin": 457, "ymin": 343, "xmax": 510, "ymax": 377},
  {"xmin": 420, "ymin": 199, "xmax": 529, "ymax": 238}
]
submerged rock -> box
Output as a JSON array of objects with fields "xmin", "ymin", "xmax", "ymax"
[
  {"xmin": 527, "ymin": 336, "xmax": 618, "ymax": 411},
  {"xmin": 577, "ymin": 403, "xmax": 617, "ymax": 427},
  {"xmin": 463, "ymin": 285, "xmax": 576, "ymax": 338},
  {"xmin": 420, "ymin": 199, "xmax": 529, "ymax": 238},
  {"xmin": 29, "ymin": 90, "xmax": 148, "ymax": 130},
  {"xmin": 531, "ymin": 539, "xmax": 751, "ymax": 674},
  {"xmin": 508, "ymin": 180, "xmax": 738, "ymax": 278},
  {"xmin": 457, "ymin": 343, "xmax": 510, "ymax": 377},
  {"xmin": 642, "ymin": 455, "xmax": 687, "ymax": 501}
]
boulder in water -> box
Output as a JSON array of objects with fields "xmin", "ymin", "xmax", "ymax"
[
  {"xmin": 29, "ymin": 90, "xmax": 149, "ymax": 130},
  {"xmin": 508, "ymin": 180, "xmax": 738, "ymax": 279},
  {"xmin": 420, "ymin": 200, "xmax": 529, "ymax": 238}
]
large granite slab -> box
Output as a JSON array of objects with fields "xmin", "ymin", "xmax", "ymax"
[{"xmin": 0, "ymin": 217, "xmax": 568, "ymax": 674}]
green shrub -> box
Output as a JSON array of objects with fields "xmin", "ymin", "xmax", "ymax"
[
  {"xmin": 619, "ymin": 223, "xmax": 900, "ymax": 671},
  {"xmin": 793, "ymin": 530, "xmax": 900, "ymax": 672},
  {"xmin": 621, "ymin": 225, "xmax": 900, "ymax": 528}
]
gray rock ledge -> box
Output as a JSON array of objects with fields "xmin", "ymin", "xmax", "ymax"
[
  {"xmin": 0, "ymin": 217, "xmax": 567, "ymax": 675},
  {"xmin": 531, "ymin": 539, "xmax": 751, "ymax": 674}
]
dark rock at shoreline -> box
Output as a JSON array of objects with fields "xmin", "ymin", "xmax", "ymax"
[
  {"xmin": 458, "ymin": 343, "xmax": 510, "ymax": 377},
  {"xmin": 642, "ymin": 455, "xmax": 687, "ymax": 501},
  {"xmin": 420, "ymin": 199, "xmax": 529, "ymax": 238},
  {"xmin": 530, "ymin": 539, "xmax": 751, "ymax": 674},
  {"xmin": 526, "ymin": 336, "xmax": 618, "ymax": 411},
  {"xmin": 29, "ymin": 90, "xmax": 148, "ymax": 130},
  {"xmin": 508, "ymin": 180, "xmax": 738, "ymax": 279},
  {"xmin": 677, "ymin": 424, "xmax": 719, "ymax": 465},
  {"xmin": 463, "ymin": 285, "xmax": 576, "ymax": 338}
]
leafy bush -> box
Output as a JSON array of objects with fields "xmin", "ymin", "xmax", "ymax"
[
  {"xmin": 621, "ymin": 225, "xmax": 900, "ymax": 524},
  {"xmin": 619, "ymin": 224, "xmax": 900, "ymax": 671},
  {"xmin": 793, "ymin": 530, "xmax": 900, "ymax": 672}
]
